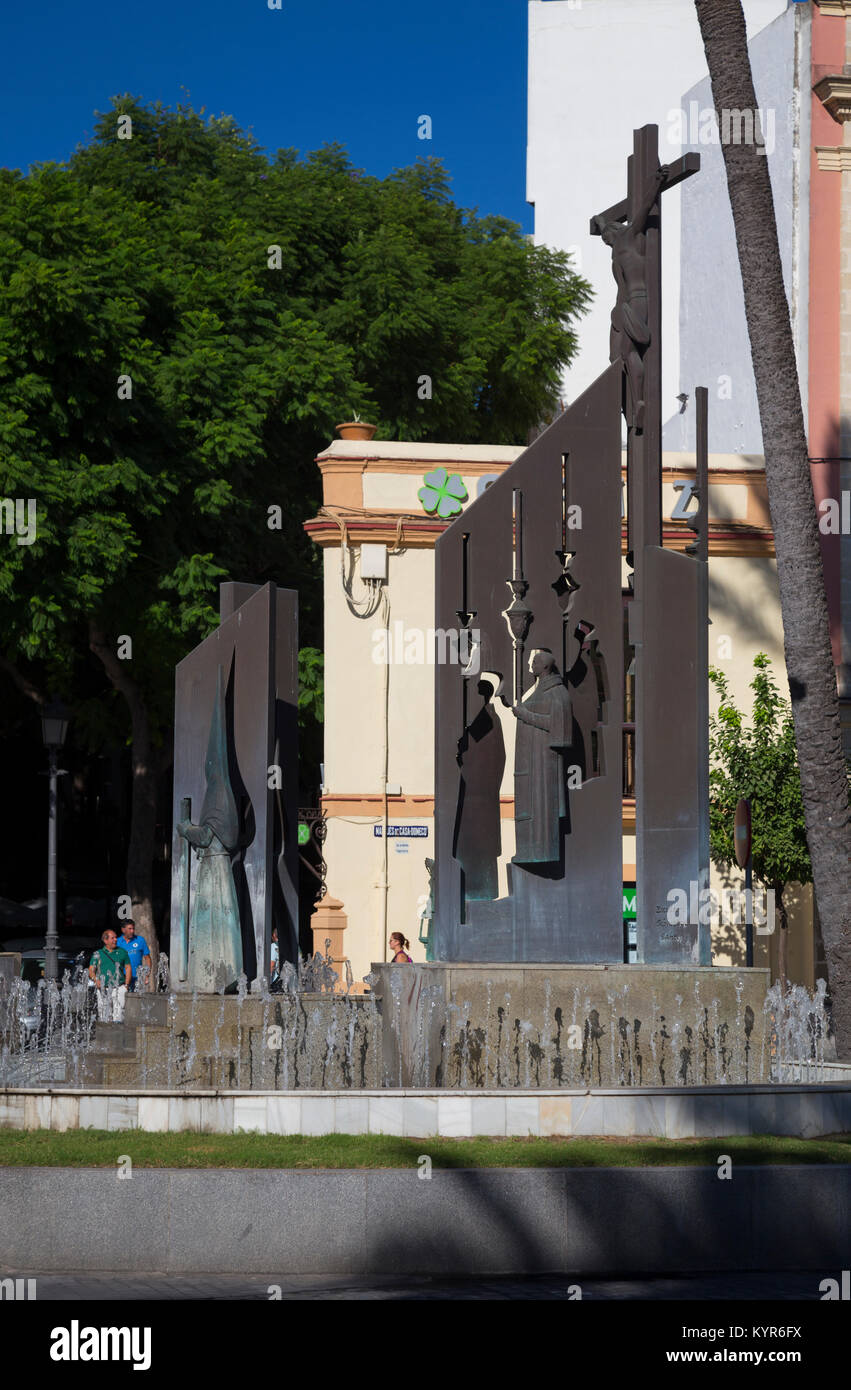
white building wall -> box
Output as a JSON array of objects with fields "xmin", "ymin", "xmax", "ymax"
[
  {"xmin": 675, "ymin": 4, "xmax": 808, "ymax": 455},
  {"xmin": 526, "ymin": 0, "xmax": 788, "ymax": 422}
]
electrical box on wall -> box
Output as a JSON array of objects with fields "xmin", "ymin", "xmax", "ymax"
[{"xmin": 360, "ymin": 544, "xmax": 388, "ymax": 581}]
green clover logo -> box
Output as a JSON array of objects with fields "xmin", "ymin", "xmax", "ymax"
[{"xmin": 418, "ymin": 468, "xmax": 468, "ymax": 520}]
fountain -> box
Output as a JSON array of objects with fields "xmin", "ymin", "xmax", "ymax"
[
  {"xmin": 1, "ymin": 125, "xmax": 847, "ymax": 1142},
  {"xmin": 0, "ymin": 954, "xmax": 834, "ymax": 1093}
]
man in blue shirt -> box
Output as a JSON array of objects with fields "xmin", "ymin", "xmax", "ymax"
[{"xmin": 117, "ymin": 920, "xmax": 151, "ymax": 992}]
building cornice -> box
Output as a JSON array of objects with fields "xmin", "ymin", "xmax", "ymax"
[
  {"xmin": 304, "ymin": 512, "xmax": 448, "ymax": 549},
  {"xmin": 662, "ymin": 522, "xmax": 775, "ymax": 557},
  {"xmin": 316, "ymin": 442, "xmax": 766, "ymax": 474},
  {"xmin": 813, "ymin": 74, "xmax": 851, "ymax": 124},
  {"xmin": 317, "ymin": 455, "xmax": 514, "ymax": 477},
  {"xmin": 315, "ymin": 440, "xmax": 524, "ymax": 467},
  {"xmin": 813, "ymin": 2, "xmax": 851, "ymax": 17},
  {"xmin": 305, "ymin": 512, "xmax": 776, "ymax": 558},
  {"xmin": 815, "ymin": 144, "xmax": 851, "ymax": 171}
]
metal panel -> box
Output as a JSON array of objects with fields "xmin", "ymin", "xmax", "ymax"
[
  {"xmin": 433, "ymin": 364, "xmax": 624, "ymax": 962},
  {"xmin": 170, "ymin": 583, "xmax": 298, "ymax": 988},
  {"xmin": 634, "ymin": 546, "xmax": 705, "ymax": 963}
]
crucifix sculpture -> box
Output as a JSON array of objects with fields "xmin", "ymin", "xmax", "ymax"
[
  {"xmin": 592, "ymin": 126, "xmax": 709, "ymax": 966},
  {"xmin": 591, "ymin": 126, "xmax": 699, "ymax": 565},
  {"xmin": 430, "ymin": 122, "xmax": 706, "ymax": 967},
  {"xmin": 591, "ymin": 163, "xmax": 668, "ymax": 436}
]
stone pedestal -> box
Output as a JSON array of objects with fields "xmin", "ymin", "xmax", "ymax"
[
  {"xmin": 311, "ymin": 894, "xmax": 366, "ymax": 994},
  {"xmin": 369, "ymin": 962, "xmax": 771, "ymax": 1088},
  {"xmin": 91, "ymin": 991, "xmax": 380, "ymax": 1089}
]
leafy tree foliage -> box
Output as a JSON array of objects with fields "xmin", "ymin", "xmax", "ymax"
[
  {"xmin": 0, "ymin": 97, "xmax": 591, "ymax": 952},
  {"xmin": 709, "ymin": 654, "xmax": 812, "ymax": 987}
]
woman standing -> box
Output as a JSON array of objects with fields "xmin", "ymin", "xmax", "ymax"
[{"xmin": 389, "ymin": 933, "xmax": 413, "ymax": 963}]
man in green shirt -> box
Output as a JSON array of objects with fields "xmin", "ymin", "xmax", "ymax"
[{"xmin": 89, "ymin": 929, "xmax": 131, "ymax": 1021}]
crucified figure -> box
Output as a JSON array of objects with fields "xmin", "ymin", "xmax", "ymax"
[{"xmin": 592, "ymin": 164, "xmax": 669, "ymax": 434}]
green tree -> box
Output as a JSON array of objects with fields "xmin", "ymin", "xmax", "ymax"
[
  {"xmin": 0, "ymin": 97, "xmax": 591, "ymax": 958},
  {"xmin": 709, "ymin": 655, "xmax": 812, "ymax": 992}
]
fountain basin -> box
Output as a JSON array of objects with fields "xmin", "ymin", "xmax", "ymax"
[
  {"xmin": 370, "ymin": 962, "xmax": 775, "ymax": 1088},
  {"xmin": 2, "ymin": 961, "xmax": 833, "ymax": 1093},
  {"xmin": 1, "ymin": 1082, "xmax": 849, "ymax": 1137}
]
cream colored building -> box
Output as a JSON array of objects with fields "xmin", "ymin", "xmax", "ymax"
[{"xmin": 305, "ymin": 436, "xmax": 816, "ymax": 989}]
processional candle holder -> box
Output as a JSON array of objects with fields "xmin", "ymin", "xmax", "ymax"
[
  {"xmin": 552, "ymin": 457, "xmax": 581, "ymax": 613},
  {"xmin": 552, "ymin": 550, "xmax": 580, "ymax": 609},
  {"xmin": 457, "ymin": 527, "xmax": 479, "ymax": 693},
  {"xmin": 457, "ymin": 609, "xmax": 479, "ymax": 679},
  {"xmin": 500, "ymin": 488, "xmax": 534, "ymax": 703},
  {"xmin": 502, "ymin": 580, "xmax": 533, "ymax": 705}
]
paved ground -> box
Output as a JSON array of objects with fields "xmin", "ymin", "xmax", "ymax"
[{"xmin": 10, "ymin": 1270, "xmax": 828, "ymax": 1300}]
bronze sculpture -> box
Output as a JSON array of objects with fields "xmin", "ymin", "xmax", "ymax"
[
  {"xmin": 432, "ymin": 126, "xmax": 704, "ymax": 963},
  {"xmin": 170, "ymin": 583, "xmax": 299, "ymax": 989},
  {"xmin": 455, "ymin": 672, "xmax": 505, "ymax": 899},
  {"xmin": 176, "ymin": 665, "xmax": 243, "ymax": 992},
  {"xmin": 592, "ymin": 163, "xmax": 669, "ymax": 433},
  {"xmin": 511, "ymin": 649, "xmax": 573, "ymax": 865}
]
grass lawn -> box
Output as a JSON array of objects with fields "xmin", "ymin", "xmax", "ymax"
[{"xmin": 0, "ymin": 1130, "xmax": 848, "ymax": 1169}]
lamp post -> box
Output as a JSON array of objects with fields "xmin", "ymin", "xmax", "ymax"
[
  {"xmin": 41, "ymin": 699, "xmax": 71, "ymax": 983},
  {"xmin": 734, "ymin": 797, "xmax": 753, "ymax": 968}
]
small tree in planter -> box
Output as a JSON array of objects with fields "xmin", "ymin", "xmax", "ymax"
[{"xmin": 708, "ymin": 653, "xmax": 811, "ymax": 993}]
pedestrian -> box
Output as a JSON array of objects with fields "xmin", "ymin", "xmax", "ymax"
[
  {"xmin": 116, "ymin": 920, "xmax": 151, "ymax": 993},
  {"xmin": 389, "ymin": 932, "xmax": 413, "ymax": 963},
  {"xmin": 88, "ymin": 929, "xmax": 131, "ymax": 1022},
  {"xmin": 270, "ymin": 926, "xmax": 280, "ymax": 986}
]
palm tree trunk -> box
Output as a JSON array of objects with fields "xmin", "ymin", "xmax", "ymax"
[
  {"xmin": 695, "ymin": 0, "xmax": 851, "ymax": 1056},
  {"xmin": 89, "ymin": 623, "xmax": 160, "ymax": 980}
]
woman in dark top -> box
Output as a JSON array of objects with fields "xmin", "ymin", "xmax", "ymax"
[{"xmin": 389, "ymin": 933, "xmax": 413, "ymax": 963}]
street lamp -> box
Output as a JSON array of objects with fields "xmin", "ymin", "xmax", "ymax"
[
  {"xmin": 734, "ymin": 797, "xmax": 753, "ymax": 968},
  {"xmin": 41, "ymin": 698, "xmax": 71, "ymax": 983}
]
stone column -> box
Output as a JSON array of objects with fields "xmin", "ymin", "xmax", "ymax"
[{"xmin": 311, "ymin": 893, "xmax": 364, "ymax": 993}]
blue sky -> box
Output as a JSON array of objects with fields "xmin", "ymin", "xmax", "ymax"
[{"xmin": 0, "ymin": 0, "xmax": 533, "ymax": 231}]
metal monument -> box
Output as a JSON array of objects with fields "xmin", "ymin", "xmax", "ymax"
[
  {"xmin": 177, "ymin": 665, "xmax": 242, "ymax": 991},
  {"xmin": 170, "ymin": 581, "xmax": 299, "ymax": 991},
  {"xmin": 434, "ymin": 361, "xmax": 625, "ymax": 962},
  {"xmin": 590, "ymin": 125, "xmax": 710, "ymax": 965},
  {"xmin": 432, "ymin": 124, "xmax": 710, "ymax": 965}
]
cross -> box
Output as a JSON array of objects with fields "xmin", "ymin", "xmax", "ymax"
[{"xmin": 590, "ymin": 125, "xmax": 699, "ymax": 562}]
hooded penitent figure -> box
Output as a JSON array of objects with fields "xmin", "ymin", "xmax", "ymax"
[
  {"xmin": 511, "ymin": 649, "xmax": 572, "ymax": 865},
  {"xmin": 454, "ymin": 669, "xmax": 505, "ymax": 902},
  {"xmin": 177, "ymin": 665, "xmax": 243, "ymax": 991}
]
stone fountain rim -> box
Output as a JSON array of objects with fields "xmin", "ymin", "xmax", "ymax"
[{"xmin": 2, "ymin": 1081, "xmax": 849, "ymax": 1097}]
